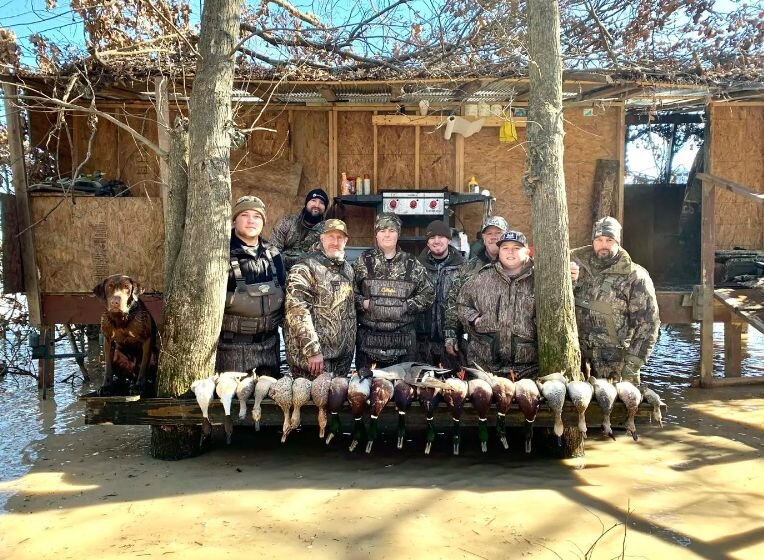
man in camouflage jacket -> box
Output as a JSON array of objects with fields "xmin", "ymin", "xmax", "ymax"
[
  {"xmin": 416, "ymin": 220, "xmax": 464, "ymax": 368},
  {"xmin": 354, "ymin": 213, "xmax": 435, "ymax": 368},
  {"xmin": 284, "ymin": 219, "xmax": 356, "ymax": 378},
  {"xmin": 571, "ymin": 217, "xmax": 660, "ymax": 384},
  {"xmin": 271, "ymin": 188, "xmax": 328, "ymax": 271},
  {"xmin": 458, "ymin": 230, "xmax": 538, "ymax": 378},
  {"xmin": 445, "ymin": 215, "xmax": 508, "ymax": 356}
]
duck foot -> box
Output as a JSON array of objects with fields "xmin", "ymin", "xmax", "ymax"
[
  {"xmin": 365, "ymin": 441, "xmax": 374, "ymax": 454},
  {"xmin": 424, "ymin": 441, "xmax": 432, "ymax": 455},
  {"xmin": 500, "ymin": 435, "xmax": 509, "ymax": 450},
  {"xmin": 348, "ymin": 439, "xmax": 359, "ymax": 452}
]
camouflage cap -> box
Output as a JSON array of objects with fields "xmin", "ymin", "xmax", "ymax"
[
  {"xmin": 322, "ymin": 218, "xmax": 349, "ymax": 237},
  {"xmin": 497, "ymin": 230, "xmax": 528, "ymax": 247},
  {"xmin": 592, "ymin": 216, "xmax": 621, "ymax": 243},
  {"xmin": 232, "ymin": 195, "xmax": 266, "ymax": 222},
  {"xmin": 481, "ymin": 215, "xmax": 509, "ymax": 233},
  {"xmin": 375, "ymin": 212, "xmax": 402, "ymax": 233}
]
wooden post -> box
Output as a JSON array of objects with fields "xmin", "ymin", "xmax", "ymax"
[
  {"xmin": 373, "ymin": 111, "xmax": 378, "ymax": 192},
  {"xmin": 455, "ymin": 134, "xmax": 465, "ymax": 191},
  {"xmin": 414, "ymin": 125, "xmax": 420, "ymax": 189},
  {"xmin": 723, "ymin": 320, "xmax": 743, "ymax": 377},
  {"xmin": 2, "ymin": 82, "xmax": 42, "ymax": 326},
  {"xmin": 155, "ymin": 76, "xmax": 171, "ymax": 224},
  {"xmin": 699, "ymin": 179, "xmax": 715, "ymax": 387},
  {"xmin": 39, "ymin": 325, "xmax": 55, "ymax": 397},
  {"xmin": 616, "ymin": 104, "xmax": 625, "ymax": 224}
]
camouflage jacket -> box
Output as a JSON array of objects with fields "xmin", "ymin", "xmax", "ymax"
[
  {"xmin": 284, "ymin": 250, "xmax": 356, "ymax": 370},
  {"xmin": 416, "ymin": 246, "xmax": 464, "ymax": 341},
  {"xmin": 444, "ymin": 245, "xmax": 494, "ymax": 341},
  {"xmin": 270, "ymin": 211, "xmax": 324, "ymax": 270},
  {"xmin": 353, "ymin": 248, "xmax": 435, "ymax": 331},
  {"xmin": 458, "ymin": 260, "xmax": 537, "ymax": 372},
  {"xmin": 571, "ymin": 246, "xmax": 660, "ymax": 364}
]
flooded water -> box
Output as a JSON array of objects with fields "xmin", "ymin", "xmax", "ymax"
[{"xmin": 0, "ymin": 324, "xmax": 762, "ymax": 559}]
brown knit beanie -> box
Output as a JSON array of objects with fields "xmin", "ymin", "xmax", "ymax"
[{"xmin": 232, "ymin": 195, "xmax": 267, "ymax": 222}]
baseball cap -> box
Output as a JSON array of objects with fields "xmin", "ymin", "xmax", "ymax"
[
  {"xmin": 497, "ymin": 230, "xmax": 528, "ymax": 247},
  {"xmin": 322, "ymin": 218, "xmax": 349, "ymax": 237},
  {"xmin": 481, "ymin": 216, "xmax": 509, "ymax": 233}
]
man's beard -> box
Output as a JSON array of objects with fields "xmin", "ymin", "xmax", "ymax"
[
  {"xmin": 303, "ymin": 208, "xmax": 323, "ymax": 225},
  {"xmin": 595, "ymin": 246, "xmax": 619, "ymax": 263}
]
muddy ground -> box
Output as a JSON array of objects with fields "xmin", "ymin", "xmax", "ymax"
[{"xmin": 0, "ymin": 326, "xmax": 762, "ymax": 559}]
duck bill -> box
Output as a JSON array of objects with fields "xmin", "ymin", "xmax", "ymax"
[
  {"xmin": 325, "ymin": 412, "xmax": 341, "ymax": 445},
  {"xmin": 424, "ymin": 416, "xmax": 435, "ymax": 455},
  {"xmin": 397, "ymin": 411, "xmax": 406, "ymax": 449},
  {"xmin": 478, "ymin": 418, "xmax": 488, "ymax": 453},
  {"xmin": 365, "ymin": 417, "xmax": 379, "ymax": 454},
  {"xmin": 452, "ymin": 417, "xmax": 461, "ymax": 456},
  {"xmin": 348, "ymin": 417, "xmax": 365, "ymax": 452},
  {"xmin": 524, "ymin": 418, "xmax": 535, "ymax": 454},
  {"xmin": 224, "ymin": 416, "xmax": 233, "ymax": 445}
]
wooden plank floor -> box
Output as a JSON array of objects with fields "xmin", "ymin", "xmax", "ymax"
[
  {"xmin": 80, "ymin": 394, "xmax": 659, "ymax": 430},
  {"xmin": 715, "ymin": 287, "xmax": 764, "ymax": 334}
]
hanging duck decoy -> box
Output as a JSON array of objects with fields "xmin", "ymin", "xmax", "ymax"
[
  {"xmin": 190, "ymin": 374, "xmax": 218, "ymax": 446},
  {"xmin": 616, "ymin": 381, "xmax": 643, "ymax": 441},
  {"xmin": 325, "ymin": 375, "xmax": 349, "ymax": 445},
  {"xmin": 348, "ymin": 369, "xmax": 372, "ymax": 452},
  {"xmin": 252, "ymin": 375, "xmax": 277, "ymax": 431},
  {"xmin": 515, "ymin": 378, "xmax": 541, "ymax": 454},
  {"xmin": 310, "ymin": 372, "xmax": 333, "ymax": 439},
  {"xmin": 589, "ymin": 376, "xmax": 618, "ymax": 440},
  {"xmin": 539, "ymin": 378, "xmax": 567, "ymax": 446},
  {"xmin": 366, "ymin": 376, "xmax": 394, "ymax": 454}
]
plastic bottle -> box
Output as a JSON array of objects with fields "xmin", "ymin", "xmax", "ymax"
[
  {"xmin": 341, "ymin": 172, "xmax": 350, "ymax": 196},
  {"xmin": 356, "ymin": 175, "xmax": 363, "ymax": 195},
  {"xmin": 363, "ymin": 174, "xmax": 371, "ymax": 195},
  {"xmin": 467, "ymin": 175, "xmax": 479, "ymax": 193}
]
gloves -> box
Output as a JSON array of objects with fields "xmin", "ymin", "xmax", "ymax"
[{"xmin": 621, "ymin": 355, "xmax": 645, "ymax": 385}]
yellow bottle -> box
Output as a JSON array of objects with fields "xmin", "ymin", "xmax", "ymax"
[{"xmin": 467, "ymin": 176, "xmax": 479, "ymax": 193}]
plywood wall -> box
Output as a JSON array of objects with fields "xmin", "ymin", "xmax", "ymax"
[
  {"xmin": 709, "ymin": 104, "xmax": 764, "ymax": 250},
  {"xmin": 463, "ymin": 105, "xmax": 621, "ymax": 248},
  {"xmin": 30, "ymin": 196, "xmax": 164, "ymax": 293}
]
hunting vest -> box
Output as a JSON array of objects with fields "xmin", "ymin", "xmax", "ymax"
[{"xmin": 222, "ymin": 249, "xmax": 284, "ymax": 338}]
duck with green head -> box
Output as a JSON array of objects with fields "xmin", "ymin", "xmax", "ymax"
[
  {"xmin": 325, "ymin": 375, "xmax": 349, "ymax": 445},
  {"xmin": 366, "ymin": 375, "xmax": 394, "ymax": 453}
]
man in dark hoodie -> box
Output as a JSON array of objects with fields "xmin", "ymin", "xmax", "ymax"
[
  {"xmin": 270, "ymin": 187, "xmax": 329, "ymax": 270},
  {"xmin": 216, "ymin": 195, "xmax": 286, "ymax": 374},
  {"xmin": 416, "ymin": 220, "xmax": 464, "ymax": 368}
]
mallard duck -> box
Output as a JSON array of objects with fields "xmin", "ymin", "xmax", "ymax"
[
  {"xmin": 566, "ymin": 380, "xmax": 593, "ymax": 440},
  {"xmin": 190, "ymin": 374, "xmax": 218, "ymax": 446},
  {"xmin": 269, "ymin": 375, "xmax": 294, "ymax": 443},
  {"xmin": 539, "ymin": 378, "xmax": 567, "ymax": 446},
  {"xmin": 372, "ymin": 362, "xmax": 452, "ymax": 391},
  {"xmin": 464, "ymin": 365, "xmax": 515, "ymax": 450},
  {"xmin": 641, "ymin": 387, "xmax": 666, "ymax": 427},
  {"xmin": 325, "ymin": 375, "xmax": 349, "ymax": 445},
  {"xmin": 467, "ymin": 378, "xmax": 493, "ymax": 453},
  {"xmin": 216, "ymin": 372, "xmax": 245, "ymax": 445},
  {"xmin": 235, "ymin": 374, "xmax": 256, "ymax": 421},
  {"xmin": 515, "ymin": 378, "xmax": 541, "ymax": 454},
  {"xmin": 442, "ymin": 371, "xmax": 469, "ymax": 455},
  {"xmin": 616, "ymin": 381, "xmax": 643, "ymax": 441},
  {"xmin": 286, "ymin": 377, "xmax": 312, "ymax": 441},
  {"xmin": 589, "ymin": 376, "xmax": 618, "ymax": 440},
  {"xmin": 419, "ymin": 384, "xmax": 444, "ymax": 455},
  {"xmin": 310, "ymin": 372, "xmax": 333, "ymax": 438},
  {"xmin": 348, "ymin": 369, "xmax": 372, "ymax": 452},
  {"xmin": 366, "ymin": 376, "xmax": 394, "ymax": 453},
  {"xmin": 252, "ymin": 375, "xmax": 277, "ymax": 431},
  {"xmin": 392, "ymin": 380, "xmax": 416, "ymax": 449}
]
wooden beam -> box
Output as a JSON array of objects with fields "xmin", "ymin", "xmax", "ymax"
[
  {"xmin": 699, "ymin": 179, "xmax": 716, "ymax": 387},
  {"xmin": 696, "ymin": 172, "xmax": 764, "ymax": 205},
  {"xmin": 724, "ymin": 320, "xmax": 743, "ymax": 377},
  {"xmin": 455, "ymin": 134, "xmax": 465, "ymax": 193},
  {"xmin": 373, "ymin": 110, "xmax": 378, "ymax": 193},
  {"xmin": 327, "ymin": 109, "xmax": 335, "ymax": 197},
  {"xmin": 2, "ymin": 82, "xmax": 42, "ymax": 326},
  {"xmin": 691, "ymin": 376, "xmax": 764, "ymax": 388},
  {"xmin": 453, "ymin": 79, "xmax": 484, "ymax": 100},
  {"xmin": 617, "ymin": 104, "xmax": 625, "ymax": 223},
  {"xmin": 154, "ymin": 76, "xmax": 171, "ymax": 225},
  {"xmin": 414, "ymin": 125, "xmax": 420, "ymax": 189},
  {"xmin": 372, "ymin": 114, "xmax": 527, "ymax": 127}
]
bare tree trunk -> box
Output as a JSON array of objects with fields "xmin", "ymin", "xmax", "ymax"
[
  {"xmin": 152, "ymin": 0, "xmax": 243, "ymax": 459},
  {"xmin": 525, "ymin": 0, "xmax": 582, "ymax": 455},
  {"xmin": 164, "ymin": 120, "xmax": 189, "ymax": 293}
]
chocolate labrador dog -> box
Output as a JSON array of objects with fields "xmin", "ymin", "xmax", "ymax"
[{"xmin": 93, "ymin": 274, "xmax": 158, "ymax": 396}]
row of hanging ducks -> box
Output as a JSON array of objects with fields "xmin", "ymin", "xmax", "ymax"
[{"xmin": 190, "ymin": 362, "xmax": 665, "ymax": 454}]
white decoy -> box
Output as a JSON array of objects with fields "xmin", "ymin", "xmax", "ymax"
[
  {"xmin": 190, "ymin": 374, "xmax": 218, "ymax": 445},
  {"xmin": 215, "ymin": 373, "xmax": 241, "ymax": 444},
  {"xmin": 252, "ymin": 375, "xmax": 277, "ymax": 431}
]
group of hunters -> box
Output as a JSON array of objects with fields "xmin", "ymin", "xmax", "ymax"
[{"xmin": 217, "ymin": 187, "xmax": 660, "ymax": 386}]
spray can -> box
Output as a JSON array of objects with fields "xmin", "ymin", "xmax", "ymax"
[{"xmin": 363, "ymin": 174, "xmax": 371, "ymax": 195}]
